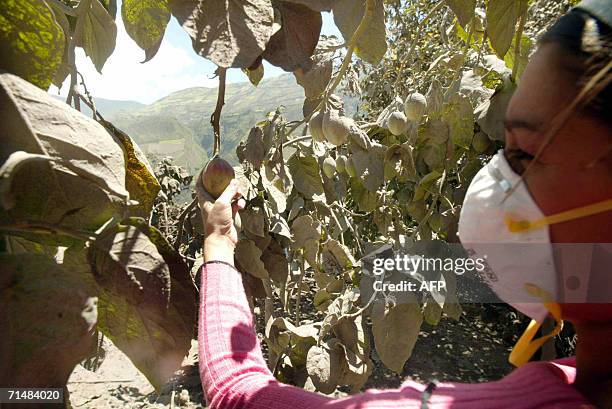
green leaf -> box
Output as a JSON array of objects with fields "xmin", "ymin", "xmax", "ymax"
[
  {"xmin": 242, "ymin": 58, "xmax": 265, "ymax": 86},
  {"xmin": 262, "ymin": 1, "xmax": 321, "ymax": 71},
  {"xmin": 103, "ymin": 122, "xmax": 161, "ymax": 218},
  {"xmin": 121, "ymin": 0, "xmax": 170, "ymax": 62},
  {"xmin": 288, "ymin": 152, "xmax": 324, "ymax": 199},
  {"xmin": 332, "ymin": 0, "xmax": 387, "ymax": 65},
  {"xmin": 0, "ymin": 0, "xmax": 65, "ymax": 89},
  {"xmin": 486, "ymin": 0, "xmax": 527, "ymax": 58},
  {"xmin": 444, "ymin": 0, "xmax": 476, "ymax": 28},
  {"xmin": 371, "ymin": 297, "xmax": 423, "ymax": 373},
  {"xmin": 76, "ymin": 0, "xmax": 118, "ymax": 72},
  {"xmin": 169, "ymin": 0, "xmax": 274, "ymax": 68},
  {"xmin": 0, "ymin": 253, "xmax": 97, "ymax": 386},
  {"xmin": 504, "ymin": 34, "xmax": 533, "ymax": 81}
]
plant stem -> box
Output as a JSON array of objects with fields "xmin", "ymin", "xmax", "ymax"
[
  {"xmin": 210, "ymin": 68, "xmax": 227, "ymax": 157},
  {"xmin": 294, "ymin": 252, "xmax": 306, "ymax": 326},
  {"xmin": 66, "ymin": 0, "xmax": 92, "ymax": 110},
  {"xmin": 173, "ymin": 197, "xmax": 198, "ymax": 250}
]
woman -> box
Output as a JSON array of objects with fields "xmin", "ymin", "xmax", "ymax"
[{"xmin": 195, "ymin": 1, "xmax": 612, "ymax": 407}]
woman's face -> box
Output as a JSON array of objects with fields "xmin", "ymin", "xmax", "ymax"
[{"xmin": 503, "ymin": 43, "xmax": 612, "ymax": 322}]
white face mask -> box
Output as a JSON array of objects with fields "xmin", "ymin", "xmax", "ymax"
[
  {"xmin": 458, "ymin": 149, "xmax": 612, "ymax": 366},
  {"xmin": 458, "ymin": 150, "xmax": 556, "ymax": 323}
]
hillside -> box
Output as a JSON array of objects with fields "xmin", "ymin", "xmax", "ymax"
[
  {"xmin": 59, "ymin": 74, "xmax": 358, "ymax": 171},
  {"xmin": 134, "ymin": 74, "xmax": 307, "ymax": 161}
]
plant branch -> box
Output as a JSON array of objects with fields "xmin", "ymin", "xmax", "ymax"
[
  {"xmin": 210, "ymin": 68, "xmax": 227, "ymax": 157},
  {"xmin": 294, "ymin": 252, "xmax": 306, "ymax": 326},
  {"xmin": 173, "ymin": 197, "xmax": 198, "ymax": 250},
  {"xmin": 282, "ymin": 0, "xmax": 375, "ymax": 143},
  {"xmin": 395, "ymin": 0, "xmax": 445, "ymax": 89},
  {"xmin": 66, "ymin": 0, "xmax": 92, "ymax": 110}
]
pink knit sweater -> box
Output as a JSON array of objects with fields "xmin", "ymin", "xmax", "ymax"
[{"xmin": 198, "ymin": 262, "xmax": 594, "ymax": 408}]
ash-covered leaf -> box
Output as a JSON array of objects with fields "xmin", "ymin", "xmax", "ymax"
[
  {"xmin": 0, "ymin": 73, "xmax": 128, "ymax": 237},
  {"xmin": 242, "ymin": 57, "xmax": 265, "ymax": 85},
  {"xmin": 475, "ymin": 75, "xmax": 516, "ymax": 141},
  {"xmin": 0, "ymin": 253, "xmax": 98, "ymax": 387},
  {"xmin": 169, "ymin": 0, "xmax": 274, "ymax": 68},
  {"xmin": 122, "ymin": 0, "xmax": 170, "ymax": 62},
  {"xmin": 350, "ymin": 143, "xmax": 385, "ymax": 193},
  {"xmin": 294, "ymin": 52, "xmax": 333, "ymax": 99},
  {"xmin": 262, "ymin": 1, "xmax": 321, "ymax": 71},
  {"xmin": 235, "ymin": 238, "xmax": 269, "ymax": 279},
  {"xmin": 442, "ymin": 93, "xmax": 474, "ymax": 149},
  {"xmin": 288, "ymin": 152, "xmax": 324, "ymax": 199},
  {"xmin": 291, "ymin": 214, "xmax": 320, "ymax": 248},
  {"xmin": 444, "ymin": 0, "xmax": 475, "ymax": 28},
  {"xmin": 371, "ymin": 297, "xmax": 423, "ymax": 373},
  {"xmin": 332, "ymin": 0, "xmax": 387, "ymax": 65},
  {"xmin": 0, "ymin": 0, "xmax": 65, "ymax": 89},
  {"xmin": 486, "ymin": 0, "xmax": 527, "ymax": 58},
  {"xmin": 306, "ymin": 339, "xmax": 343, "ymax": 394},
  {"xmin": 89, "ymin": 224, "xmax": 172, "ymax": 310},
  {"xmin": 85, "ymin": 221, "xmax": 196, "ymax": 390},
  {"xmin": 281, "ymin": 0, "xmax": 334, "ymax": 11}
]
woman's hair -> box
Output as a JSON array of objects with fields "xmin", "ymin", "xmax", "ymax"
[{"xmin": 539, "ymin": 9, "xmax": 612, "ymax": 125}]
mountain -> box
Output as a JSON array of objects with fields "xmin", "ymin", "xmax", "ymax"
[
  {"xmin": 55, "ymin": 74, "xmax": 358, "ymax": 173},
  {"xmin": 128, "ymin": 74, "xmax": 307, "ymax": 163}
]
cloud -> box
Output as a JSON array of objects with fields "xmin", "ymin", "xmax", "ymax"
[{"xmin": 50, "ymin": 16, "xmax": 219, "ymax": 104}]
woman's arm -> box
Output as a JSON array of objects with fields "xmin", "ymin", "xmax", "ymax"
[{"xmin": 195, "ymin": 178, "xmax": 587, "ymax": 409}]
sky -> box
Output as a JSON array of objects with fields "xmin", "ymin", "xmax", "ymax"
[{"xmin": 49, "ymin": 3, "xmax": 341, "ymax": 104}]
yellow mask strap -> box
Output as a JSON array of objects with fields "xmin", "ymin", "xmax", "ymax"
[
  {"xmin": 505, "ymin": 199, "xmax": 612, "ymax": 233},
  {"xmin": 509, "ymin": 284, "xmax": 564, "ymax": 367}
]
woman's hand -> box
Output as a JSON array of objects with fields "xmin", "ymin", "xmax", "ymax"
[{"xmin": 195, "ymin": 170, "xmax": 245, "ymax": 265}]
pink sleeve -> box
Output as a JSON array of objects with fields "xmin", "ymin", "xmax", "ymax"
[
  {"xmin": 198, "ymin": 262, "xmax": 432, "ymax": 409},
  {"xmin": 197, "ymin": 262, "xmax": 589, "ymax": 409}
]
